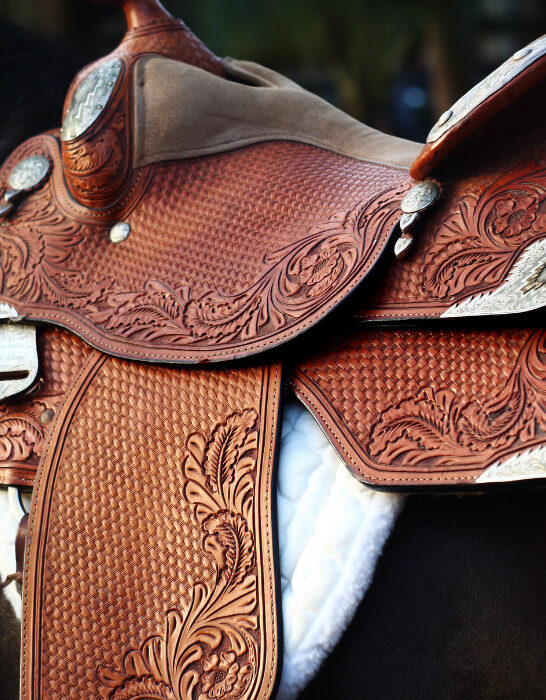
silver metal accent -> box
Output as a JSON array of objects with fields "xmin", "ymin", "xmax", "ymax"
[
  {"xmin": 441, "ymin": 238, "xmax": 546, "ymax": 318},
  {"xmin": 0, "ymin": 303, "xmax": 18, "ymax": 320},
  {"xmin": 109, "ymin": 221, "xmax": 131, "ymax": 243},
  {"xmin": 401, "ymin": 181, "xmax": 439, "ymax": 214},
  {"xmin": 8, "ymin": 156, "xmax": 50, "ymax": 191},
  {"xmin": 512, "ymin": 47, "xmax": 532, "ymax": 60},
  {"xmin": 0, "ymin": 323, "xmax": 38, "ymax": 401},
  {"xmin": 436, "ymin": 109, "xmax": 453, "ymax": 127},
  {"xmin": 394, "ymin": 235, "xmax": 414, "ymax": 259},
  {"xmin": 476, "ymin": 445, "xmax": 546, "ymax": 483},
  {"xmin": 427, "ymin": 35, "xmax": 546, "ymax": 143},
  {"xmin": 62, "ymin": 59, "xmax": 123, "ymax": 142},
  {"xmin": 400, "ymin": 211, "xmax": 420, "ymax": 233},
  {"xmin": 0, "ymin": 202, "xmax": 14, "ymax": 218}
]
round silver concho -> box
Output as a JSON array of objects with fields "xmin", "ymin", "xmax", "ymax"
[
  {"xmin": 401, "ymin": 181, "xmax": 440, "ymax": 214},
  {"xmin": 109, "ymin": 221, "xmax": 131, "ymax": 243},
  {"xmin": 8, "ymin": 155, "xmax": 51, "ymax": 191},
  {"xmin": 61, "ymin": 58, "xmax": 123, "ymax": 142}
]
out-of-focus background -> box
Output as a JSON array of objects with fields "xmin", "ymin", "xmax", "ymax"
[{"xmin": 0, "ymin": 0, "xmax": 544, "ymax": 157}]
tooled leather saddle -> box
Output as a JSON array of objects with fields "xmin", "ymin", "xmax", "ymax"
[{"xmin": 0, "ymin": 1, "xmax": 544, "ymax": 698}]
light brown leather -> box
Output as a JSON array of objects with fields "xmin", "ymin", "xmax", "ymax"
[
  {"xmin": 290, "ymin": 327, "xmax": 546, "ymax": 487},
  {"xmin": 0, "ymin": 134, "xmax": 410, "ymax": 363},
  {"xmin": 0, "ymin": 328, "xmax": 92, "ymax": 487},
  {"xmin": 22, "ymin": 356, "xmax": 282, "ymax": 699},
  {"xmin": 133, "ymin": 55, "xmax": 422, "ymax": 170}
]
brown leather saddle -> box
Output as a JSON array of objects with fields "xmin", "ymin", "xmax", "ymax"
[{"xmin": 0, "ymin": 1, "xmax": 544, "ymax": 697}]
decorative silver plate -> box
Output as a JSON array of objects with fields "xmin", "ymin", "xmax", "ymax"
[
  {"xmin": 401, "ymin": 181, "xmax": 439, "ymax": 214},
  {"xmin": 8, "ymin": 156, "xmax": 51, "ymax": 191},
  {"xmin": 442, "ymin": 238, "xmax": 546, "ymax": 317},
  {"xmin": 0, "ymin": 323, "xmax": 38, "ymax": 402},
  {"xmin": 61, "ymin": 58, "xmax": 123, "ymax": 142},
  {"xmin": 427, "ymin": 35, "xmax": 546, "ymax": 143}
]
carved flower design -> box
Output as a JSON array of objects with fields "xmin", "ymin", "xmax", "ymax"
[
  {"xmin": 298, "ymin": 246, "xmax": 343, "ymax": 297},
  {"xmin": 199, "ymin": 651, "xmax": 253, "ymax": 700},
  {"xmin": 493, "ymin": 194, "xmax": 538, "ymax": 238}
]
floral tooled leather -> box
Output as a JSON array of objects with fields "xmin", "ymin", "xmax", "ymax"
[
  {"xmin": 361, "ymin": 82, "xmax": 546, "ymax": 320},
  {"xmin": 0, "ymin": 327, "xmax": 92, "ymax": 487},
  {"xmin": 22, "ymin": 361, "xmax": 281, "ymax": 699},
  {"xmin": 290, "ymin": 327, "xmax": 546, "ymax": 487},
  {"xmin": 0, "ymin": 136, "xmax": 409, "ymax": 363}
]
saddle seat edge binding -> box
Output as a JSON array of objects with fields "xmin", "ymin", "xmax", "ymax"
[{"xmin": 0, "ymin": 2, "xmax": 543, "ymax": 699}]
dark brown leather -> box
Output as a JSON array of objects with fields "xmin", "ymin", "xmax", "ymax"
[
  {"xmin": 290, "ymin": 327, "xmax": 546, "ymax": 487},
  {"xmin": 0, "ymin": 327, "xmax": 92, "ymax": 487},
  {"xmin": 22, "ymin": 356, "xmax": 282, "ymax": 700}
]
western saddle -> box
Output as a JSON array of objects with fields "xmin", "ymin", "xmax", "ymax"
[{"xmin": 0, "ymin": 1, "xmax": 544, "ymax": 697}]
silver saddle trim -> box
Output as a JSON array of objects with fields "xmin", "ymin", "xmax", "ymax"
[{"xmin": 0, "ymin": 304, "xmax": 38, "ymax": 402}]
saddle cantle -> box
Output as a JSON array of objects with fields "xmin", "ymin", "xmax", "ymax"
[{"xmin": 0, "ymin": 1, "xmax": 544, "ymax": 698}]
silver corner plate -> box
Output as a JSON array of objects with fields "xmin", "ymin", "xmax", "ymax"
[{"xmin": 0, "ymin": 322, "xmax": 39, "ymax": 401}]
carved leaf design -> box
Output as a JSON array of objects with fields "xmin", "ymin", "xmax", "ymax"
[
  {"xmin": 369, "ymin": 329, "xmax": 546, "ymax": 468},
  {"xmin": 202, "ymin": 409, "xmax": 257, "ymax": 495},
  {"xmin": 83, "ymin": 184, "xmax": 404, "ymax": 347},
  {"xmin": 423, "ymin": 159, "xmax": 546, "ymax": 301},
  {"xmin": 99, "ymin": 408, "xmax": 263, "ymax": 699},
  {"xmin": 0, "ymin": 416, "xmax": 42, "ymax": 462}
]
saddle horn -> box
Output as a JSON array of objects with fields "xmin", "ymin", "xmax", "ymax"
[{"xmin": 61, "ymin": 0, "xmax": 223, "ymax": 211}]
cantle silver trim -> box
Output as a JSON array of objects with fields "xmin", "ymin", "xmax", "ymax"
[{"xmin": 427, "ymin": 35, "xmax": 546, "ymax": 143}]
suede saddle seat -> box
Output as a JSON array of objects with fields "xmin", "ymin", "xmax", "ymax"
[{"xmin": 0, "ymin": 2, "xmax": 544, "ymax": 698}]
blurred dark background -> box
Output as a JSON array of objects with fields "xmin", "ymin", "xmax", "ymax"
[{"xmin": 0, "ymin": 0, "xmax": 544, "ymax": 162}]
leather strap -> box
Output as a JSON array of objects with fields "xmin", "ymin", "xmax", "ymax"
[{"xmin": 22, "ymin": 356, "xmax": 282, "ymax": 699}]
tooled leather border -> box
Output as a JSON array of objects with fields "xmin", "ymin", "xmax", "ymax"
[{"xmin": 21, "ymin": 359, "xmax": 283, "ymax": 700}]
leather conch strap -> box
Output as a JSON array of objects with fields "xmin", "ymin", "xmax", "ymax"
[{"xmin": 22, "ymin": 356, "xmax": 282, "ymax": 699}]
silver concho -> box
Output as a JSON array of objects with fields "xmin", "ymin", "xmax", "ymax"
[
  {"xmin": 427, "ymin": 35, "xmax": 546, "ymax": 143},
  {"xmin": 401, "ymin": 181, "xmax": 439, "ymax": 214},
  {"xmin": 109, "ymin": 221, "xmax": 131, "ymax": 243},
  {"xmin": 61, "ymin": 58, "xmax": 123, "ymax": 142},
  {"xmin": 8, "ymin": 156, "xmax": 51, "ymax": 191}
]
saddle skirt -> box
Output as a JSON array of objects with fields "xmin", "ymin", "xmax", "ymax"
[{"xmin": 0, "ymin": 2, "xmax": 544, "ymax": 698}]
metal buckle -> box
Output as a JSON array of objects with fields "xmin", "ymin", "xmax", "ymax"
[{"xmin": 0, "ymin": 304, "xmax": 38, "ymax": 401}]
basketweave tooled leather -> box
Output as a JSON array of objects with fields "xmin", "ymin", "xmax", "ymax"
[
  {"xmin": 0, "ymin": 327, "xmax": 92, "ymax": 487},
  {"xmin": 22, "ymin": 356, "xmax": 282, "ymax": 700},
  {"xmin": 356, "ymin": 80, "xmax": 546, "ymax": 321},
  {"xmin": 2, "ymin": 3, "xmax": 545, "ymax": 700},
  {"xmin": 289, "ymin": 326, "xmax": 546, "ymax": 487},
  {"xmin": 0, "ymin": 135, "xmax": 411, "ymax": 363}
]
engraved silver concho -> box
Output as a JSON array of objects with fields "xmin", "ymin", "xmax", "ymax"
[
  {"xmin": 61, "ymin": 58, "xmax": 123, "ymax": 142},
  {"xmin": 401, "ymin": 181, "xmax": 440, "ymax": 214},
  {"xmin": 427, "ymin": 35, "xmax": 546, "ymax": 143},
  {"xmin": 8, "ymin": 155, "xmax": 51, "ymax": 191}
]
